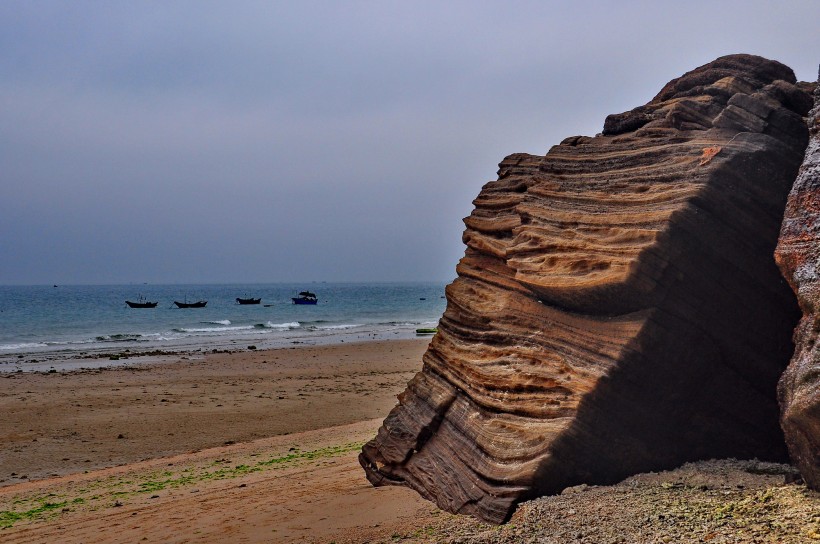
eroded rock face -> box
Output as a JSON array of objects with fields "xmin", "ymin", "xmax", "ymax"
[
  {"xmin": 774, "ymin": 69, "xmax": 820, "ymax": 491},
  {"xmin": 361, "ymin": 54, "xmax": 810, "ymax": 523}
]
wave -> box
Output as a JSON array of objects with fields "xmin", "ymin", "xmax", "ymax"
[
  {"xmin": 172, "ymin": 325, "xmax": 254, "ymax": 333},
  {"xmin": 295, "ymin": 319, "xmax": 359, "ymax": 331},
  {"xmin": 254, "ymin": 321, "xmax": 300, "ymax": 330},
  {"xmin": 296, "ymin": 320, "xmax": 436, "ymax": 332},
  {"xmin": 169, "ymin": 321, "xmax": 301, "ymax": 335},
  {"xmin": 95, "ymin": 333, "xmax": 144, "ymax": 342},
  {"xmin": 200, "ymin": 320, "xmax": 231, "ymax": 326},
  {"xmin": 0, "ymin": 342, "xmax": 49, "ymax": 351},
  {"xmin": 381, "ymin": 321, "xmax": 431, "ymax": 327},
  {"xmin": 304, "ymin": 323, "xmax": 360, "ymax": 331}
]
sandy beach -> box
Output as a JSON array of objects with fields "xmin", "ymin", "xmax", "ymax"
[
  {"xmin": 0, "ymin": 340, "xmax": 429, "ymax": 485},
  {"xmin": 0, "ymin": 339, "xmax": 450, "ymax": 543},
  {"xmin": 1, "ymin": 339, "xmax": 818, "ymax": 543}
]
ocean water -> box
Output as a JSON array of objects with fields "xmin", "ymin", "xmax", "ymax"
[{"xmin": 0, "ymin": 282, "xmax": 447, "ymax": 369}]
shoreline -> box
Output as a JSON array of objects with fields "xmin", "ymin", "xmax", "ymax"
[{"xmin": 0, "ymin": 327, "xmax": 439, "ymax": 373}]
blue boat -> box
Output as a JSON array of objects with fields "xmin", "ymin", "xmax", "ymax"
[{"xmin": 292, "ymin": 291, "xmax": 318, "ymax": 305}]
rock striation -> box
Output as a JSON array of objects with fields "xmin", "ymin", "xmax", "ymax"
[
  {"xmin": 361, "ymin": 55, "xmax": 811, "ymax": 524},
  {"xmin": 774, "ymin": 68, "xmax": 820, "ymax": 491}
]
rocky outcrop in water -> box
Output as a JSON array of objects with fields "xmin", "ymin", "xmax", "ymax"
[
  {"xmin": 774, "ymin": 68, "xmax": 820, "ymax": 491},
  {"xmin": 360, "ymin": 54, "xmax": 810, "ymax": 524}
]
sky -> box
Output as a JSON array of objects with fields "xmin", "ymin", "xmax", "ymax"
[{"xmin": 2, "ymin": 1, "xmax": 820, "ymax": 285}]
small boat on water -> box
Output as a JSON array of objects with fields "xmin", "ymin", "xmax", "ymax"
[
  {"xmin": 292, "ymin": 291, "xmax": 318, "ymax": 305},
  {"xmin": 236, "ymin": 297, "xmax": 261, "ymax": 305},
  {"xmin": 126, "ymin": 296, "xmax": 158, "ymax": 308},
  {"xmin": 173, "ymin": 300, "xmax": 207, "ymax": 308}
]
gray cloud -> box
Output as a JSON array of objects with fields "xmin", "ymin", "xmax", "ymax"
[{"xmin": 2, "ymin": 1, "xmax": 820, "ymax": 284}]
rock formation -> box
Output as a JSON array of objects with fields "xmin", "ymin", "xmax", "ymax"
[
  {"xmin": 361, "ymin": 54, "xmax": 811, "ymax": 524},
  {"xmin": 774, "ymin": 68, "xmax": 820, "ymax": 491}
]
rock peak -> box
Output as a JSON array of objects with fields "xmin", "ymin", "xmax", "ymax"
[
  {"xmin": 653, "ymin": 53, "xmax": 797, "ymax": 103},
  {"xmin": 604, "ymin": 54, "xmax": 809, "ymax": 136}
]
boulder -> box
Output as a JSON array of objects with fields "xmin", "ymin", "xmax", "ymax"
[
  {"xmin": 361, "ymin": 54, "xmax": 810, "ymax": 523},
  {"xmin": 774, "ymin": 67, "xmax": 820, "ymax": 490}
]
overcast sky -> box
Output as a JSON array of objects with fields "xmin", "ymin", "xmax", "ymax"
[{"xmin": 2, "ymin": 1, "xmax": 820, "ymax": 285}]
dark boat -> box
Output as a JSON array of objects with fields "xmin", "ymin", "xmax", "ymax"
[
  {"xmin": 292, "ymin": 291, "xmax": 318, "ymax": 305},
  {"xmin": 126, "ymin": 298, "xmax": 158, "ymax": 308},
  {"xmin": 236, "ymin": 297, "xmax": 261, "ymax": 305},
  {"xmin": 173, "ymin": 300, "xmax": 207, "ymax": 308}
]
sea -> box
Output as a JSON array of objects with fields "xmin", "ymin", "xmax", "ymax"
[{"xmin": 0, "ymin": 282, "xmax": 448, "ymax": 372}]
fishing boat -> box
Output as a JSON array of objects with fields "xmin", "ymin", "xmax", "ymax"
[
  {"xmin": 236, "ymin": 297, "xmax": 261, "ymax": 305},
  {"xmin": 173, "ymin": 300, "xmax": 207, "ymax": 308},
  {"xmin": 125, "ymin": 296, "xmax": 158, "ymax": 308},
  {"xmin": 291, "ymin": 291, "xmax": 318, "ymax": 305}
]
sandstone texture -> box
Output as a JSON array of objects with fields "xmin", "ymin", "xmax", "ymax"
[
  {"xmin": 775, "ymin": 68, "xmax": 820, "ymax": 491},
  {"xmin": 361, "ymin": 54, "xmax": 811, "ymax": 524}
]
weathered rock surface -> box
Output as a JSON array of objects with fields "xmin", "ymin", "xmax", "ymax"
[
  {"xmin": 361, "ymin": 54, "xmax": 810, "ymax": 523},
  {"xmin": 774, "ymin": 68, "xmax": 820, "ymax": 491}
]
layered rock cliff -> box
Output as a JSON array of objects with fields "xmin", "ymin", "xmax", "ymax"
[
  {"xmin": 774, "ymin": 68, "xmax": 820, "ymax": 491},
  {"xmin": 361, "ymin": 54, "xmax": 811, "ymax": 524}
]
